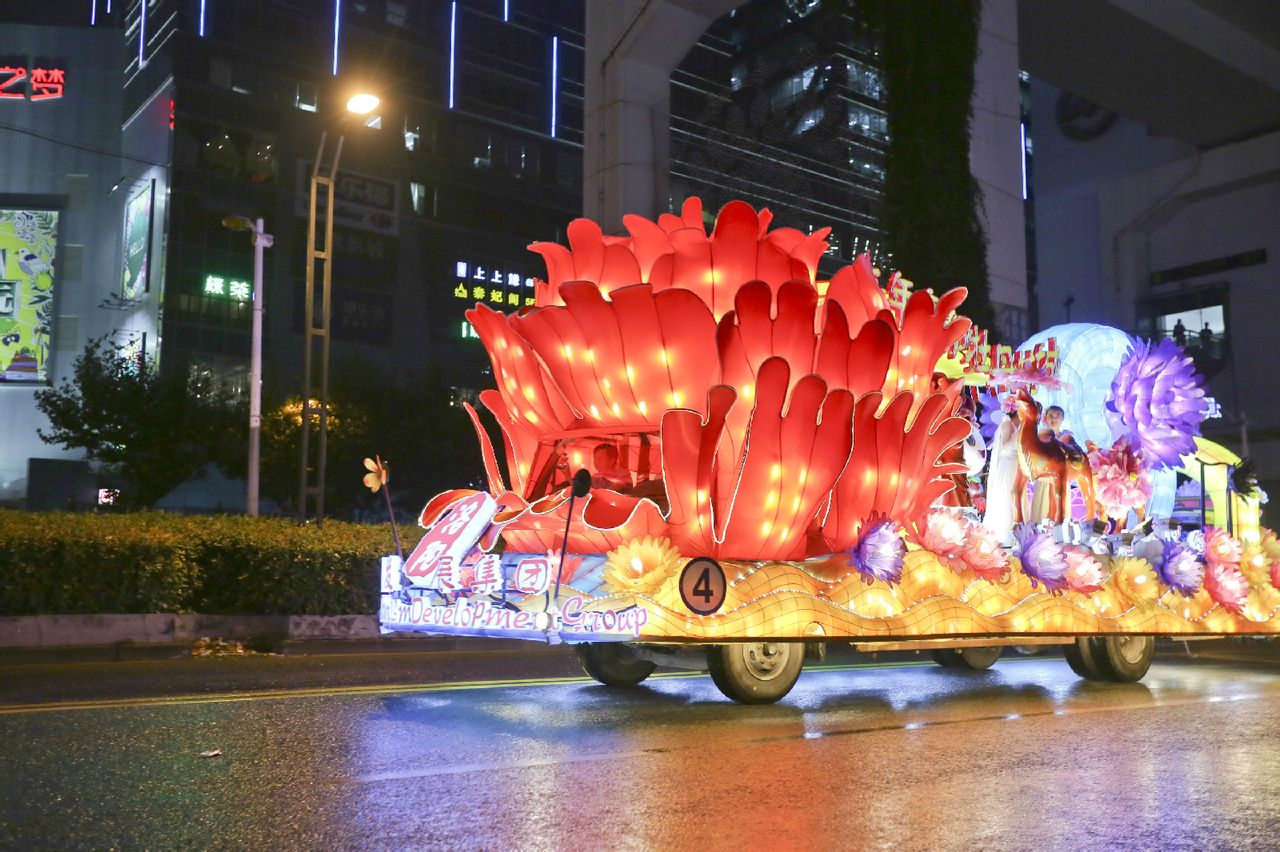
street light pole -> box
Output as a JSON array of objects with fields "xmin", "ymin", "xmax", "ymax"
[
  {"xmin": 223, "ymin": 215, "xmax": 274, "ymax": 517},
  {"xmin": 298, "ymin": 91, "xmax": 380, "ymax": 524},
  {"xmin": 299, "ymin": 133, "xmax": 343, "ymax": 524},
  {"xmin": 248, "ymin": 218, "xmax": 273, "ymax": 516}
]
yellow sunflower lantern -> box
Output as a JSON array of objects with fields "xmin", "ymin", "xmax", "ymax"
[{"xmin": 603, "ymin": 537, "xmax": 683, "ymax": 597}]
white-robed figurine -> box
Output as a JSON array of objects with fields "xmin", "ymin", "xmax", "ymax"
[{"xmin": 983, "ymin": 409, "xmax": 1019, "ymax": 543}]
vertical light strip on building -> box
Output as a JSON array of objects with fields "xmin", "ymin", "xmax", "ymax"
[
  {"xmin": 332, "ymin": 0, "xmax": 342, "ymax": 75},
  {"xmin": 448, "ymin": 1, "xmax": 457, "ymax": 108},
  {"xmin": 1019, "ymin": 122, "xmax": 1028, "ymax": 201},
  {"xmin": 138, "ymin": 0, "xmax": 146, "ymax": 68},
  {"xmin": 503, "ymin": 0, "xmax": 509, "ymax": 22},
  {"xmin": 549, "ymin": 35, "xmax": 558, "ymax": 138},
  {"xmin": 199, "ymin": 0, "xmax": 207, "ymax": 36},
  {"xmin": 91, "ymin": 0, "xmax": 97, "ymax": 26}
]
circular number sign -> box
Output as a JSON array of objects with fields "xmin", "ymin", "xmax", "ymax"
[{"xmin": 679, "ymin": 557, "xmax": 727, "ymax": 616}]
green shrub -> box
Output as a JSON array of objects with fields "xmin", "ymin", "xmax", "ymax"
[{"xmin": 0, "ymin": 510, "xmax": 424, "ymax": 616}]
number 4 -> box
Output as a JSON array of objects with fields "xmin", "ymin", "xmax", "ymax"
[{"xmin": 693, "ymin": 566, "xmax": 715, "ymax": 602}]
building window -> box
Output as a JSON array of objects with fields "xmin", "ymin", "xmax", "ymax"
[
  {"xmin": 295, "ymin": 81, "xmax": 318, "ymax": 112},
  {"xmin": 404, "ymin": 115, "xmax": 421, "ymax": 151},
  {"xmin": 1142, "ymin": 286, "xmax": 1230, "ymax": 362},
  {"xmin": 767, "ymin": 66, "xmax": 816, "ymax": 112},
  {"xmin": 794, "ymin": 107, "xmax": 824, "ymax": 135},
  {"xmin": 409, "ymin": 182, "xmax": 434, "ymax": 216}
]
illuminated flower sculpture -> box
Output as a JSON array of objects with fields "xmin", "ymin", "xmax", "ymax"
[
  {"xmin": 456, "ymin": 198, "xmax": 973, "ymax": 561},
  {"xmin": 1204, "ymin": 562, "xmax": 1249, "ymax": 613},
  {"xmin": 1156, "ymin": 540, "xmax": 1204, "ymax": 596},
  {"xmin": 1063, "ymin": 549, "xmax": 1105, "ymax": 595},
  {"xmin": 603, "ymin": 536, "xmax": 683, "ymax": 596},
  {"xmin": 961, "ymin": 522, "xmax": 1010, "ymax": 581},
  {"xmin": 1204, "ymin": 527, "xmax": 1243, "ymax": 569},
  {"xmin": 1105, "ymin": 337, "xmax": 1208, "ymax": 469},
  {"xmin": 846, "ymin": 515, "xmax": 906, "ymax": 586},
  {"xmin": 1013, "ymin": 523, "xmax": 1068, "ymax": 592},
  {"xmin": 920, "ymin": 508, "xmax": 969, "ymax": 573},
  {"xmin": 1087, "ymin": 438, "xmax": 1152, "ymax": 522}
]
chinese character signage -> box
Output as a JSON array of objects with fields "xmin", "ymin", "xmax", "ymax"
[
  {"xmin": 204, "ymin": 275, "xmax": 252, "ymax": 301},
  {"xmin": 294, "ymin": 162, "xmax": 399, "ymax": 235},
  {"xmin": 451, "ymin": 258, "xmax": 536, "ymax": 341},
  {"xmin": 293, "ymin": 283, "xmax": 393, "ymax": 345},
  {"xmin": 0, "ymin": 209, "xmax": 58, "ymax": 383},
  {"xmin": 121, "ymin": 182, "xmax": 153, "ymax": 300},
  {"xmin": 0, "ymin": 65, "xmax": 65, "ymax": 102}
]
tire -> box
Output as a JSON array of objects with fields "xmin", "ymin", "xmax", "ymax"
[
  {"xmin": 931, "ymin": 648, "xmax": 962, "ymax": 668},
  {"xmin": 1063, "ymin": 637, "xmax": 1106, "ymax": 679},
  {"xmin": 1064, "ymin": 635, "xmax": 1153, "ymax": 682},
  {"xmin": 575, "ymin": 642, "xmax": 656, "ymax": 687},
  {"xmin": 707, "ymin": 642, "xmax": 804, "ymax": 704},
  {"xmin": 931, "ymin": 646, "xmax": 1001, "ymax": 670},
  {"xmin": 1098, "ymin": 635, "xmax": 1154, "ymax": 682}
]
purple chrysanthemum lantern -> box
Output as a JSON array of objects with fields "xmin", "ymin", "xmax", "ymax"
[
  {"xmin": 1014, "ymin": 523, "xmax": 1068, "ymax": 592},
  {"xmin": 976, "ymin": 388, "xmax": 1007, "ymax": 443},
  {"xmin": 847, "ymin": 516, "xmax": 906, "ymax": 586},
  {"xmin": 1105, "ymin": 337, "xmax": 1208, "ymax": 469},
  {"xmin": 1156, "ymin": 540, "xmax": 1204, "ymax": 596}
]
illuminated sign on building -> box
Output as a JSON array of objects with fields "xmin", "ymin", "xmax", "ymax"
[
  {"xmin": 451, "ymin": 259, "xmax": 536, "ymax": 308},
  {"xmin": 0, "ymin": 66, "xmax": 66, "ymax": 101},
  {"xmin": 204, "ymin": 275, "xmax": 252, "ymax": 301}
]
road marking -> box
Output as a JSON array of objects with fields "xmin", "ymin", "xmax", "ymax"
[
  {"xmin": 0, "ymin": 658, "xmax": 1041, "ymax": 715},
  {"xmin": 2, "ymin": 652, "xmax": 1257, "ymax": 717}
]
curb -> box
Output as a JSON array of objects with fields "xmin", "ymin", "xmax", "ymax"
[{"xmin": 0, "ymin": 613, "xmax": 466, "ymax": 649}]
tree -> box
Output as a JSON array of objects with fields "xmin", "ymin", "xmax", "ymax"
[
  {"xmin": 34, "ymin": 339, "xmax": 244, "ymax": 507},
  {"xmin": 258, "ymin": 354, "xmax": 482, "ymax": 519},
  {"xmin": 862, "ymin": 0, "xmax": 995, "ymax": 334}
]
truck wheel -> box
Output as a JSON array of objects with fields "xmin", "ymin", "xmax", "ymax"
[
  {"xmin": 575, "ymin": 642, "xmax": 656, "ymax": 687},
  {"xmin": 707, "ymin": 642, "xmax": 804, "ymax": 704},
  {"xmin": 931, "ymin": 647, "xmax": 1002, "ymax": 670},
  {"xmin": 1064, "ymin": 635, "xmax": 1153, "ymax": 682},
  {"xmin": 1064, "ymin": 637, "xmax": 1109, "ymax": 680},
  {"xmin": 1099, "ymin": 635, "xmax": 1154, "ymax": 682}
]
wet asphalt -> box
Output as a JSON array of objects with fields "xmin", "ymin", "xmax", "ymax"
[{"xmin": 2, "ymin": 641, "xmax": 1279, "ymax": 850}]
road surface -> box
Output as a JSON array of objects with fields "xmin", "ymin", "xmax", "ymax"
[{"xmin": 2, "ymin": 642, "xmax": 1279, "ymax": 849}]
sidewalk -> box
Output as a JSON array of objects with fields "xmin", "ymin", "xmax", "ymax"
[{"xmin": 0, "ymin": 612, "xmax": 536, "ymax": 664}]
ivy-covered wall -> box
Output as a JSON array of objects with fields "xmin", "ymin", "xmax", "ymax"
[{"xmin": 860, "ymin": 0, "xmax": 995, "ymax": 333}]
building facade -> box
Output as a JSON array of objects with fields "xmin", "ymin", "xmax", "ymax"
[
  {"xmin": 2, "ymin": 1, "xmax": 1030, "ymax": 509},
  {"xmin": 0, "ymin": 22, "xmax": 163, "ymax": 505},
  {"xmin": 670, "ymin": 1, "xmax": 889, "ymax": 272}
]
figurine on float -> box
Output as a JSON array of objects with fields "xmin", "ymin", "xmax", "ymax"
[
  {"xmin": 1012, "ymin": 388, "xmax": 1095, "ymax": 524},
  {"xmin": 982, "ymin": 395, "xmax": 1020, "ymax": 541}
]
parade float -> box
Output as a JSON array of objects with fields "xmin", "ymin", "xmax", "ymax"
[{"xmin": 378, "ymin": 198, "xmax": 1277, "ymax": 703}]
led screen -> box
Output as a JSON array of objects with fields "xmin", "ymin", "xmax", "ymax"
[{"xmin": 0, "ymin": 209, "xmax": 58, "ymax": 383}]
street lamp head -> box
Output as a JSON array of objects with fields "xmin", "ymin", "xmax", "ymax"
[
  {"xmin": 346, "ymin": 93, "xmax": 380, "ymax": 115},
  {"xmin": 222, "ymin": 215, "xmax": 255, "ymax": 232}
]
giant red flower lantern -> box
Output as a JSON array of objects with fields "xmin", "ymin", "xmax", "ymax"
[{"xmin": 448, "ymin": 198, "xmax": 973, "ymax": 561}]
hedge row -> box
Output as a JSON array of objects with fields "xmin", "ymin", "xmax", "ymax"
[{"xmin": 0, "ymin": 510, "xmax": 425, "ymax": 616}]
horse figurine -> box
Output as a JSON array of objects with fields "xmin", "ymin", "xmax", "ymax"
[{"xmin": 1012, "ymin": 388, "xmax": 1095, "ymax": 524}]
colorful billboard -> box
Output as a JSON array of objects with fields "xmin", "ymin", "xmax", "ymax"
[
  {"xmin": 121, "ymin": 181, "xmax": 153, "ymax": 300},
  {"xmin": 0, "ymin": 209, "xmax": 58, "ymax": 383}
]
